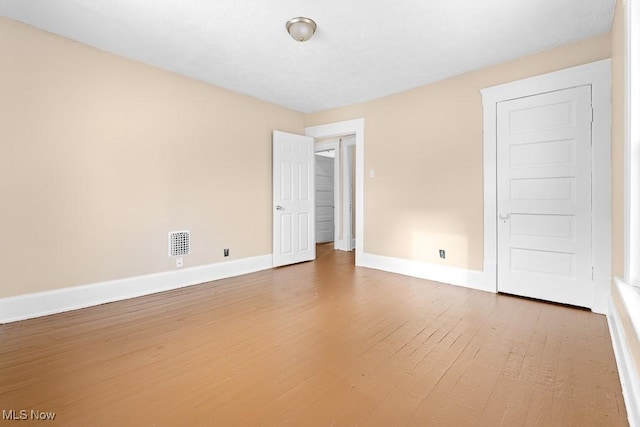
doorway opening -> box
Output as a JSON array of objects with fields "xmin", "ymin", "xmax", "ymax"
[
  {"xmin": 314, "ymin": 135, "xmax": 356, "ymax": 254},
  {"xmin": 315, "ymin": 148, "xmax": 335, "ymax": 244},
  {"xmin": 306, "ymin": 118, "xmax": 365, "ymax": 266}
]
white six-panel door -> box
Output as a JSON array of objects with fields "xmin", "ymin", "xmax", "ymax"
[
  {"xmin": 273, "ymin": 131, "xmax": 316, "ymax": 267},
  {"xmin": 315, "ymin": 155, "xmax": 335, "ymax": 243},
  {"xmin": 497, "ymin": 85, "xmax": 592, "ymax": 307}
]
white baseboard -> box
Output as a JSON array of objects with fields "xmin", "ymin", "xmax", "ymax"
[
  {"xmin": 0, "ymin": 254, "xmax": 273, "ymax": 324},
  {"xmin": 607, "ymin": 280, "xmax": 640, "ymax": 427},
  {"xmin": 361, "ymin": 252, "xmax": 489, "ymax": 292}
]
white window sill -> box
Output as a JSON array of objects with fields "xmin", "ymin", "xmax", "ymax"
[{"xmin": 615, "ymin": 276, "xmax": 640, "ymax": 342}]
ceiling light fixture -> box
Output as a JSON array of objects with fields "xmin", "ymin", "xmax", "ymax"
[{"xmin": 286, "ymin": 17, "xmax": 316, "ymax": 42}]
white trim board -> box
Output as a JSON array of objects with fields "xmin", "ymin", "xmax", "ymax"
[
  {"xmin": 361, "ymin": 252, "xmax": 488, "ymax": 292},
  {"xmin": 480, "ymin": 59, "xmax": 612, "ymax": 313},
  {"xmin": 342, "ymin": 136, "xmax": 356, "ymax": 252},
  {"xmin": 608, "ymin": 281, "xmax": 640, "ymax": 427},
  {"xmin": 0, "ymin": 255, "xmax": 273, "ymax": 324},
  {"xmin": 625, "ymin": 0, "xmax": 640, "ymax": 286},
  {"xmin": 306, "ymin": 118, "xmax": 365, "ymax": 265}
]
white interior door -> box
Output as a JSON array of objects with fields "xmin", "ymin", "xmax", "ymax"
[
  {"xmin": 315, "ymin": 154, "xmax": 334, "ymax": 243},
  {"xmin": 273, "ymin": 131, "xmax": 316, "ymax": 267},
  {"xmin": 497, "ymin": 85, "xmax": 592, "ymax": 307}
]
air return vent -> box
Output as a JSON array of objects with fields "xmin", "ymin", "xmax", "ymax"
[{"xmin": 168, "ymin": 230, "xmax": 190, "ymax": 257}]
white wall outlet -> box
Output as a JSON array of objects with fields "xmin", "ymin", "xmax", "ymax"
[
  {"xmin": 369, "ymin": 169, "xmax": 375, "ymax": 178},
  {"xmin": 176, "ymin": 257, "xmax": 183, "ymax": 268}
]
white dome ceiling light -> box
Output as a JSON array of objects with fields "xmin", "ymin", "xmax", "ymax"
[{"xmin": 286, "ymin": 17, "xmax": 317, "ymax": 42}]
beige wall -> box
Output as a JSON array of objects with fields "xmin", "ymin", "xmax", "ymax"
[
  {"xmin": 0, "ymin": 15, "xmax": 623, "ymax": 301},
  {"xmin": 0, "ymin": 18, "xmax": 305, "ymax": 298},
  {"xmin": 307, "ymin": 33, "xmax": 612, "ymax": 271}
]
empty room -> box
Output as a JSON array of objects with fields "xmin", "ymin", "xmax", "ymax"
[{"xmin": 1, "ymin": 0, "xmax": 639, "ymax": 425}]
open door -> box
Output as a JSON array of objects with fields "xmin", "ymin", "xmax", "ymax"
[{"xmin": 273, "ymin": 131, "xmax": 316, "ymax": 267}]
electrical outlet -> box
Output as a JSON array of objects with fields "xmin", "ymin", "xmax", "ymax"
[
  {"xmin": 176, "ymin": 257, "xmax": 183, "ymax": 268},
  {"xmin": 439, "ymin": 249, "xmax": 446, "ymax": 259},
  {"xmin": 224, "ymin": 248, "xmax": 229, "ymax": 257}
]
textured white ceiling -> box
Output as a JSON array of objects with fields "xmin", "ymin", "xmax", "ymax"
[{"xmin": 0, "ymin": 0, "xmax": 615, "ymax": 113}]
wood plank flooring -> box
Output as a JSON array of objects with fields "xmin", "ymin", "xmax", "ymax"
[{"xmin": 0, "ymin": 244, "xmax": 628, "ymax": 426}]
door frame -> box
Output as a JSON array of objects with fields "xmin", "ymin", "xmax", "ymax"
[
  {"xmin": 481, "ymin": 59, "xmax": 611, "ymax": 313},
  {"xmin": 306, "ymin": 119, "xmax": 365, "ymax": 266},
  {"xmin": 314, "ymin": 140, "xmax": 340, "ymax": 250},
  {"xmin": 342, "ymin": 136, "xmax": 356, "ymax": 251}
]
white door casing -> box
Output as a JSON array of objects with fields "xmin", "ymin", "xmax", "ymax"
[
  {"xmin": 273, "ymin": 131, "xmax": 316, "ymax": 267},
  {"xmin": 343, "ymin": 138, "xmax": 356, "ymax": 251},
  {"xmin": 481, "ymin": 59, "xmax": 611, "ymax": 314},
  {"xmin": 315, "ymin": 154, "xmax": 335, "ymax": 243},
  {"xmin": 305, "ymin": 119, "xmax": 366, "ymax": 266},
  {"xmin": 497, "ymin": 86, "xmax": 592, "ymax": 307}
]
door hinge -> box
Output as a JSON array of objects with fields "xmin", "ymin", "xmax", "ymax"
[
  {"xmin": 592, "ymin": 266, "xmax": 594, "ymax": 280},
  {"xmin": 590, "ymin": 107, "xmax": 594, "ymax": 123}
]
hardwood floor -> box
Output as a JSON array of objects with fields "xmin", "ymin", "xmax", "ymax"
[{"xmin": 0, "ymin": 244, "xmax": 628, "ymax": 426}]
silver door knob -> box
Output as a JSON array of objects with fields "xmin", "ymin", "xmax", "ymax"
[
  {"xmin": 499, "ymin": 213, "xmax": 510, "ymax": 220},
  {"xmin": 276, "ymin": 205, "xmax": 284, "ymax": 210}
]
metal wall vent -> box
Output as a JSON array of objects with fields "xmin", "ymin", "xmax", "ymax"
[{"xmin": 168, "ymin": 230, "xmax": 190, "ymax": 257}]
